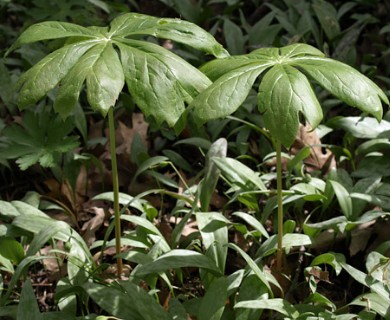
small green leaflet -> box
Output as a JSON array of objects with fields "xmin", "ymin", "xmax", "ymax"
[
  {"xmin": 0, "ymin": 110, "xmax": 79, "ymax": 170},
  {"xmin": 8, "ymin": 13, "xmax": 228, "ymax": 126},
  {"xmin": 190, "ymin": 43, "xmax": 388, "ymax": 148}
]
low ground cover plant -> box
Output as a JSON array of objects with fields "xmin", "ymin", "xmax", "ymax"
[{"xmin": 0, "ymin": 1, "xmax": 389, "ymax": 319}]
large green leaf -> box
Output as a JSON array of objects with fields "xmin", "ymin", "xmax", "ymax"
[
  {"xmin": 119, "ymin": 47, "xmax": 174, "ymax": 125},
  {"xmin": 192, "ymin": 63, "xmax": 271, "ymax": 124},
  {"xmin": 258, "ymin": 64, "xmax": 323, "ymax": 147},
  {"xmin": 56, "ymin": 43, "xmax": 124, "ymax": 117},
  {"xmin": 191, "ymin": 43, "xmax": 388, "ymax": 148},
  {"xmin": 292, "ymin": 57, "xmax": 387, "ymax": 120},
  {"xmin": 17, "ymin": 42, "xmax": 95, "ymax": 109},
  {"xmin": 108, "ymin": 12, "xmax": 228, "ymax": 58},
  {"xmin": 9, "ymin": 13, "xmax": 225, "ymax": 124}
]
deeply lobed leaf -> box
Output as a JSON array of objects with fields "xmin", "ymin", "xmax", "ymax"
[
  {"xmin": 9, "ymin": 13, "xmax": 225, "ymax": 124},
  {"xmin": 191, "ymin": 43, "xmax": 388, "ymax": 148},
  {"xmin": 17, "ymin": 42, "xmax": 96, "ymax": 109}
]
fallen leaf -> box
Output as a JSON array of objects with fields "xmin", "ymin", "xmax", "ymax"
[
  {"xmin": 81, "ymin": 207, "xmax": 105, "ymax": 245},
  {"xmin": 291, "ymin": 124, "xmax": 336, "ymax": 174}
]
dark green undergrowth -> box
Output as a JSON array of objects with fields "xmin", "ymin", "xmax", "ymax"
[{"xmin": 0, "ymin": 1, "xmax": 389, "ymax": 319}]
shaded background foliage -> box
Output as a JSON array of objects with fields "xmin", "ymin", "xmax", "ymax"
[
  {"xmin": 1, "ymin": 0, "xmax": 390, "ymax": 198},
  {"xmin": 0, "ymin": 0, "xmax": 390, "ymax": 319}
]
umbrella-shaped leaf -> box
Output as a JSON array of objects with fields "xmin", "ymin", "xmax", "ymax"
[
  {"xmin": 9, "ymin": 13, "xmax": 225, "ymax": 123},
  {"xmin": 117, "ymin": 39, "xmax": 212, "ymax": 102},
  {"xmin": 191, "ymin": 43, "xmax": 388, "ymax": 148},
  {"xmin": 54, "ymin": 43, "xmax": 125, "ymax": 117}
]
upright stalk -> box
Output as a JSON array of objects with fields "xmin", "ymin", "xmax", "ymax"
[
  {"xmin": 108, "ymin": 106, "xmax": 123, "ymax": 276},
  {"xmin": 275, "ymin": 139, "xmax": 284, "ymax": 271}
]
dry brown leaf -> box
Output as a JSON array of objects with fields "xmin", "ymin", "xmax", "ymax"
[
  {"xmin": 291, "ymin": 123, "xmax": 336, "ymax": 174},
  {"xmin": 307, "ymin": 266, "xmax": 332, "ymax": 284},
  {"xmin": 81, "ymin": 207, "xmax": 105, "ymax": 245},
  {"xmin": 105, "ymin": 113, "xmax": 149, "ymax": 157},
  {"xmin": 266, "ymin": 123, "xmax": 336, "ymax": 174},
  {"xmin": 169, "ymin": 216, "xmax": 198, "ymax": 237},
  {"xmin": 349, "ymin": 223, "xmax": 373, "ymax": 256}
]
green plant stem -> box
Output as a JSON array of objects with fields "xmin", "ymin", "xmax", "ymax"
[
  {"xmin": 275, "ymin": 139, "xmax": 284, "ymax": 271},
  {"xmin": 108, "ymin": 106, "xmax": 123, "ymax": 276}
]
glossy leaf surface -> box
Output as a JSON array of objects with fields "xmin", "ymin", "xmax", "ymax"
[
  {"xmin": 191, "ymin": 43, "xmax": 388, "ymax": 147},
  {"xmin": 10, "ymin": 13, "xmax": 227, "ymax": 124}
]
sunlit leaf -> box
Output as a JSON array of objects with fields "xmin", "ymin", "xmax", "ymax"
[
  {"xmin": 329, "ymin": 180, "xmax": 353, "ymax": 220},
  {"xmin": 200, "ymin": 138, "xmax": 227, "ymax": 211},
  {"xmin": 235, "ymin": 298, "xmax": 299, "ymax": 318},
  {"xmin": 212, "ymin": 157, "xmax": 266, "ymax": 191},
  {"xmin": 232, "ymin": 212, "xmax": 269, "ymax": 239},
  {"xmin": 197, "ymin": 212, "xmax": 228, "ymax": 273},
  {"xmin": 133, "ymin": 249, "xmax": 222, "ymax": 276},
  {"xmin": 350, "ymin": 293, "xmax": 390, "ymax": 318},
  {"xmin": 294, "ymin": 58, "xmax": 387, "ymax": 121},
  {"xmin": 191, "ymin": 43, "xmax": 387, "ymax": 148},
  {"xmin": 258, "ymin": 64, "xmax": 323, "ymax": 147},
  {"xmin": 7, "ymin": 21, "xmax": 98, "ymax": 54},
  {"xmin": 328, "ymin": 117, "xmax": 390, "ymax": 139},
  {"xmin": 0, "ymin": 237, "xmax": 24, "ymax": 265},
  {"xmin": 10, "ymin": 13, "xmax": 225, "ymax": 124},
  {"xmin": 84, "ymin": 281, "xmax": 171, "ymax": 320},
  {"xmin": 235, "ymin": 274, "xmax": 268, "ymax": 320},
  {"xmin": 108, "ymin": 13, "xmax": 228, "ymax": 58}
]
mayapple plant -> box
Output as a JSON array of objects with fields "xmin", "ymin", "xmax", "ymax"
[
  {"xmin": 189, "ymin": 43, "xmax": 389, "ymax": 270},
  {"xmin": 6, "ymin": 12, "xmax": 228, "ymax": 275}
]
